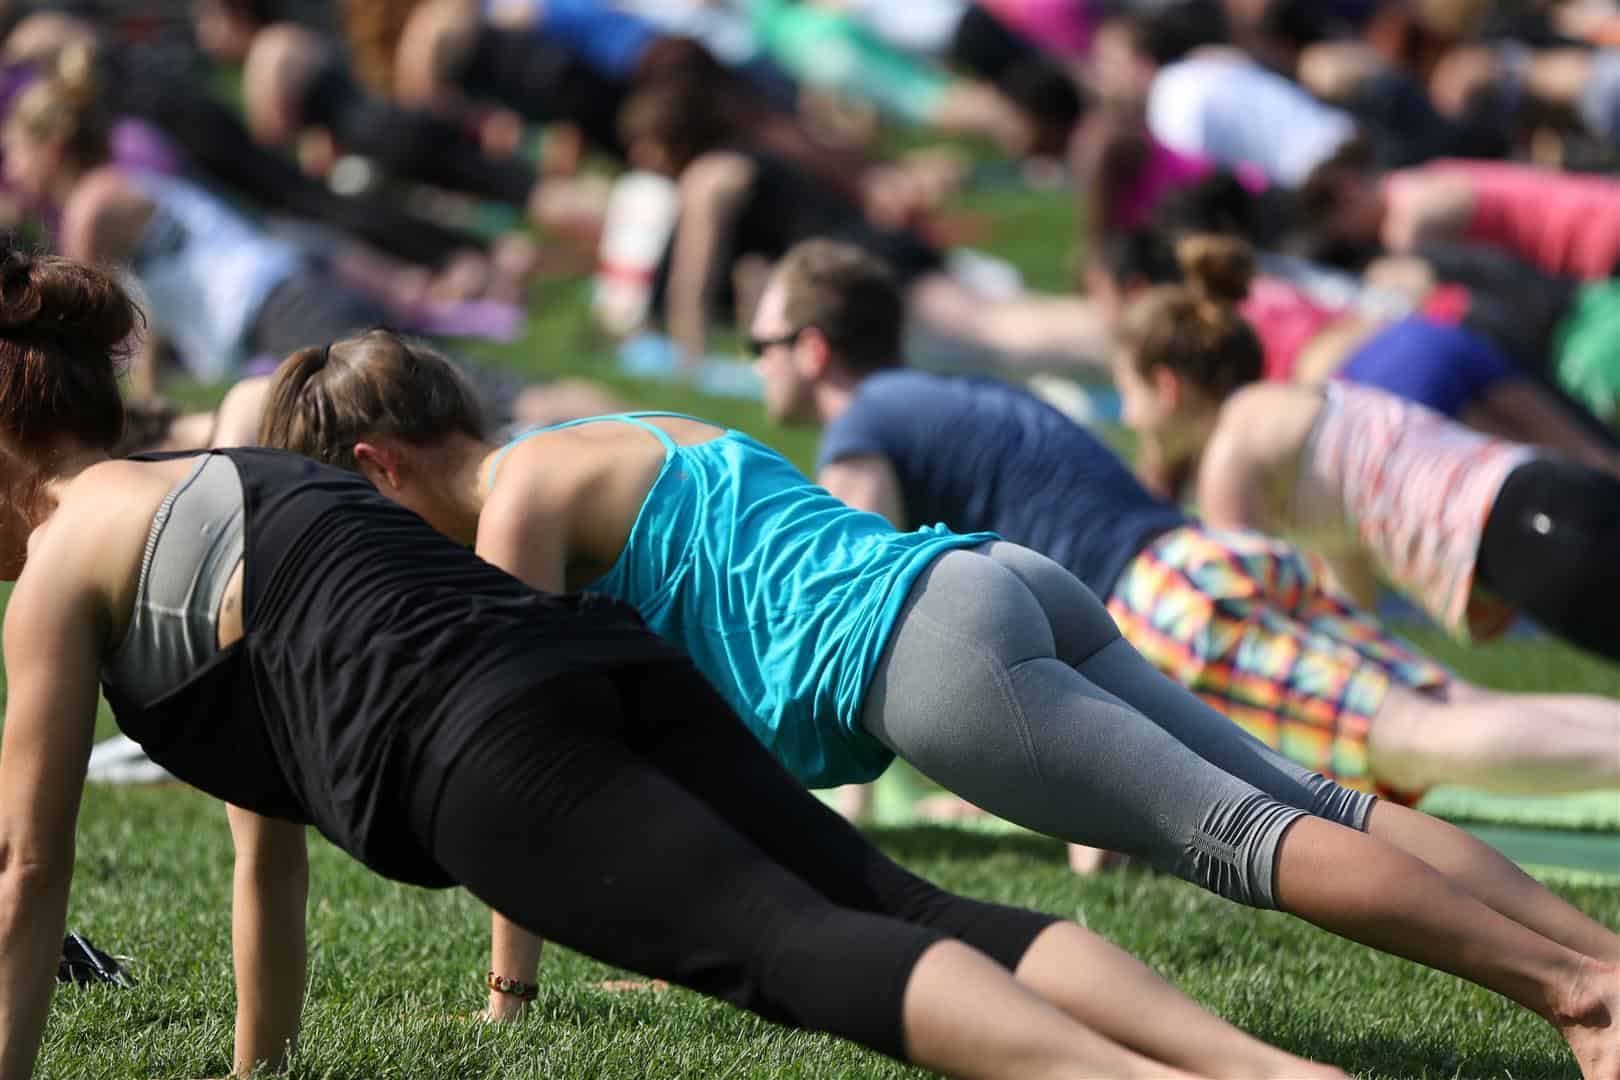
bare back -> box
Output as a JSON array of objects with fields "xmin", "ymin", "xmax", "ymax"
[{"xmin": 21, "ymin": 456, "xmax": 245, "ymax": 661}]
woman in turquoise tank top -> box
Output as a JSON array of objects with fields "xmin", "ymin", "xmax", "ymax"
[
  {"xmin": 260, "ymin": 331, "xmax": 1620, "ymax": 1075},
  {"xmin": 478, "ymin": 409, "xmax": 987, "ymax": 786}
]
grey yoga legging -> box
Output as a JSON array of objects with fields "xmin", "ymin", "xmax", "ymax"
[{"xmin": 860, "ymin": 541, "xmax": 1376, "ymax": 909}]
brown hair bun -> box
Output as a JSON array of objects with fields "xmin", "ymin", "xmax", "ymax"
[
  {"xmin": 1174, "ymin": 233, "xmax": 1255, "ymax": 306},
  {"xmin": 0, "ymin": 243, "xmax": 136, "ymax": 454}
]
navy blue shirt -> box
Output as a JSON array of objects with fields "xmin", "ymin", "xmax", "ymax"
[{"xmin": 817, "ymin": 371, "xmax": 1190, "ymax": 596}]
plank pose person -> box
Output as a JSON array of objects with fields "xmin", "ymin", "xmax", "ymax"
[
  {"xmin": 0, "ymin": 246, "xmax": 1318, "ymax": 1079},
  {"xmin": 259, "ymin": 316, "xmax": 1619, "ymax": 1079}
]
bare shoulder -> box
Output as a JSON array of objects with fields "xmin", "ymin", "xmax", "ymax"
[
  {"xmin": 482, "ymin": 427, "xmax": 652, "ymax": 574},
  {"xmin": 16, "ymin": 459, "xmax": 176, "ymax": 622},
  {"xmin": 678, "ymin": 151, "xmax": 757, "ymax": 200},
  {"xmin": 482, "ymin": 430, "xmax": 609, "ymax": 536},
  {"xmin": 1213, "ymin": 384, "xmax": 1320, "ymax": 466}
]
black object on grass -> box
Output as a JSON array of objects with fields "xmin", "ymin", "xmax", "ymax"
[{"xmin": 57, "ymin": 932, "xmax": 132, "ymax": 988}]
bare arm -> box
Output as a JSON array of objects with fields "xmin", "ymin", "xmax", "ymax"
[
  {"xmin": 468, "ymin": 477, "xmax": 578, "ymax": 1021},
  {"xmin": 227, "ymin": 806, "xmax": 308, "ymax": 1076},
  {"xmin": 816, "ymin": 455, "xmax": 908, "ymax": 528},
  {"xmin": 665, "ymin": 153, "xmax": 755, "ymax": 365},
  {"xmin": 0, "ymin": 546, "xmax": 105, "ymax": 1076},
  {"xmin": 1382, "ymin": 173, "xmax": 1476, "ymax": 253},
  {"xmin": 816, "ymin": 454, "xmax": 903, "ymax": 822}
]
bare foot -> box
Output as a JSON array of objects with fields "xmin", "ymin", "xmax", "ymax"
[
  {"xmin": 429, "ymin": 251, "xmax": 493, "ymax": 303},
  {"xmin": 1067, "ymin": 843, "xmax": 1128, "ymax": 875},
  {"xmin": 913, "ymin": 793, "xmax": 991, "ymax": 822},
  {"xmin": 480, "ymin": 995, "xmax": 529, "ymax": 1023},
  {"xmin": 1559, "ymin": 958, "xmax": 1620, "ymax": 1080},
  {"xmin": 597, "ymin": 979, "xmax": 670, "ymax": 993}
]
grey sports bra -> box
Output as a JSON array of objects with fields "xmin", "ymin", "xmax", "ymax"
[{"xmin": 101, "ymin": 456, "xmax": 246, "ymax": 706}]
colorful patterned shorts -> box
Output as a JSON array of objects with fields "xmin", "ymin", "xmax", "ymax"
[{"xmin": 1107, "ymin": 525, "xmax": 1452, "ymax": 800}]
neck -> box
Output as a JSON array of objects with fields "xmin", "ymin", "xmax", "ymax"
[
  {"xmin": 811, "ymin": 364, "xmax": 873, "ymax": 426},
  {"xmin": 31, "ymin": 445, "xmax": 109, "ymax": 527},
  {"xmin": 1147, "ymin": 401, "xmax": 1221, "ymax": 490},
  {"xmin": 440, "ymin": 433, "xmax": 499, "ymax": 546}
]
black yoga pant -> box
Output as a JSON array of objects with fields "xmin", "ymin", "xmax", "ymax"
[
  {"xmin": 1476, "ymin": 458, "xmax": 1620, "ymax": 662},
  {"xmin": 300, "ymin": 58, "xmax": 538, "ymax": 207},
  {"xmin": 418, "ymin": 663, "xmax": 1056, "ymax": 1060},
  {"xmin": 249, "ymin": 269, "xmax": 387, "ymax": 362}
]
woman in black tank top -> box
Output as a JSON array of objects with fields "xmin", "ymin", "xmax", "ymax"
[{"xmin": 0, "ymin": 251, "xmax": 1367, "ymax": 1077}]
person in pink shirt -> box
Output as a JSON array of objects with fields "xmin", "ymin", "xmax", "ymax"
[{"xmin": 1302, "ymin": 152, "xmax": 1620, "ymax": 281}]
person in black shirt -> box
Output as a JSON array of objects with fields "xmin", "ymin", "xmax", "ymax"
[{"xmin": 0, "ymin": 244, "xmax": 1353, "ymax": 1080}]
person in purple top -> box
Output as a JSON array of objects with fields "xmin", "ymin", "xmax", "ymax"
[{"xmin": 764, "ymin": 238, "xmax": 1620, "ymax": 834}]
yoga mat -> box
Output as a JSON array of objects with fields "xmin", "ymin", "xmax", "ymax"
[
  {"xmin": 822, "ymin": 768, "xmax": 1620, "ymax": 881},
  {"xmin": 1460, "ymin": 824, "xmax": 1620, "ymax": 880},
  {"xmin": 1419, "ymin": 787, "xmax": 1620, "ymax": 833}
]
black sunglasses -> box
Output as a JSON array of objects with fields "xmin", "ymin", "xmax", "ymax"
[{"xmin": 747, "ymin": 326, "xmax": 806, "ymax": 358}]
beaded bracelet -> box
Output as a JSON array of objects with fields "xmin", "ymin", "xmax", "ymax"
[{"xmin": 486, "ymin": 970, "xmax": 539, "ymax": 1002}]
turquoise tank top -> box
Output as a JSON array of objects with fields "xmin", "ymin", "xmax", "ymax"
[{"xmin": 487, "ymin": 413, "xmax": 996, "ymax": 787}]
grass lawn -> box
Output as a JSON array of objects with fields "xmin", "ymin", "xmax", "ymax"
[{"xmin": 7, "ymin": 180, "xmax": 1618, "ymax": 1078}]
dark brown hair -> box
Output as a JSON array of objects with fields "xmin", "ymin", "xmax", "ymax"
[
  {"xmin": 0, "ymin": 242, "xmax": 134, "ymax": 457},
  {"xmin": 1118, "ymin": 233, "xmax": 1263, "ymax": 400},
  {"xmin": 257, "ymin": 328, "xmax": 484, "ymax": 470},
  {"xmin": 774, "ymin": 240, "xmax": 904, "ymax": 376},
  {"xmin": 617, "ymin": 70, "xmax": 734, "ymax": 173}
]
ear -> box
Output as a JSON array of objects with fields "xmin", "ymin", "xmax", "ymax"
[
  {"xmin": 352, "ymin": 440, "xmax": 404, "ymax": 490},
  {"xmin": 1149, "ymin": 363, "xmax": 1183, "ymax": 410},
  {"xmin": 794, "ymin": 326, "xmax": 833, "ymax": 380}
]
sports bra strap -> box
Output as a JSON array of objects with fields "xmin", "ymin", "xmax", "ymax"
[{"xmin": 483, "ymin": 412, "xmax": 710, "ymax": 491}]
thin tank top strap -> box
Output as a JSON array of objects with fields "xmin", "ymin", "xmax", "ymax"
[{"xmin": 483, "ymin": 412, "xmax": 715, "ymax": 491}]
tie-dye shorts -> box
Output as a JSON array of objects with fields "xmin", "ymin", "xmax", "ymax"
[{"xmin": 1107, "ymin": 524, "xmax": 1451, "ymax": 801}]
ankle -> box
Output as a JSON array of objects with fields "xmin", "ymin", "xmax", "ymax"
[{"xmin": 1550, "ymin": 956, "xmax": 1616, "ymax": 1029}]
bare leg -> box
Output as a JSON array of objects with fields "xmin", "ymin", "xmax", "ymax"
[
  {"xmin": 1014, "ymin": 923, "xmax": 1345, "ymax": 1079},
  {"xmin": 1275, "ymin": 816, "xmax": 1620, "ymax": 1080},
  {"xmin": 930, "ymin": 83, "xmax": 1036, "ymax": 157},
  {"xmin": 906, "ymin": 275, "xmax": 1113, "ymax": 375},
  {"xmin": 903, "ymin": 940, "xmax": 1209, "ymax": 1080},
  {"xmin": 1369, "ymin": 683, "xmax": 1620, "ymax": 794},
  {"xmin": 212, "ymin": 377, "xmax": 274, "ymax": 448},
  {"xmin": 485, "ymin": 912, "xmax": 542, "ymax": 1021},
  {"xmin": 1363, "ymin": 800, "xmax": 1620, "ymax": 965}
]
